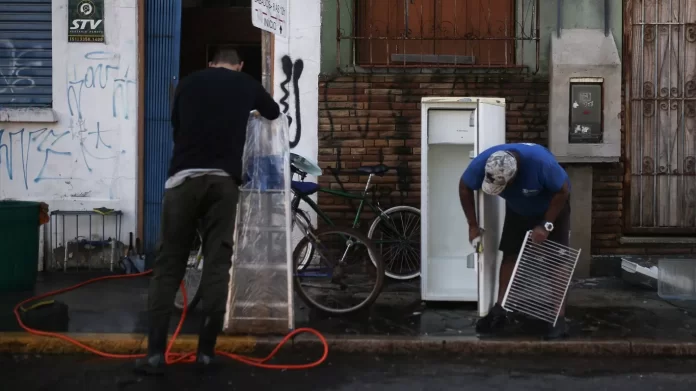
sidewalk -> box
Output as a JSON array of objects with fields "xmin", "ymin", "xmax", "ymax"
[{"xmin": 1, "ymin": 272, "xmax": 695, "ymax": 356}]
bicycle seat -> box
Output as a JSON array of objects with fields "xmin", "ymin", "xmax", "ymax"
[
  {"xmin": 291, "ymin": 181, "xmax": 320, "ymax": 196},
  {"xmin": 357, "ymin": 164, "xmax": 390, "ymax": 176}
]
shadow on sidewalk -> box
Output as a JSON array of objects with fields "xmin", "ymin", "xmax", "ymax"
[{"xmin": 1, "ymin": 273, "xmax": 695, "ymax": 342}]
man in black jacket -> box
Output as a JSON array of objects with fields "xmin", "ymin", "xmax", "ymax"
[{"xmin": 135, "ymin": 48, "xmax": 280, "ymax": 375}]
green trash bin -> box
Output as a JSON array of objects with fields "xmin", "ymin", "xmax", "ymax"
[{"xmin": 0, "ymin": 201, "xmax": 41, "ymax": 292}]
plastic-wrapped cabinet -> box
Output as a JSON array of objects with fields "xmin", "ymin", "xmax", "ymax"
[
  {"xmin": 420, "ymin": 97, "xmax": 506, "ymax": 317},
  {"xmin": 224, "ymin": 113, "xmax": 293, "ymax": 334}
]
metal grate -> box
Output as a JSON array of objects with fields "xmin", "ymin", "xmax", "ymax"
[{"xmin": 501, "ymin": 230, "xmax": 581, "ymax": 326}]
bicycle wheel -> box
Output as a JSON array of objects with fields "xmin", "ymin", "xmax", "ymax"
[
  {"xmin": 293, "ymin": 227, "xmax": 384, "ymax": 314},
  {"xmin": 367, "ymin": 205, "xmax": 421, "ymax": 280},
  {"xmin": 292, "ymin": 208, "xmax": 315, "ymax": 270},
  {"xmin": 174, "ymin": 231, "xmax": 203, "ymax": 311}
]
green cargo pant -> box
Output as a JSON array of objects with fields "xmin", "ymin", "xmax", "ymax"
[{"xmin": 148, "ymin": 175, "xmax": 239, "ymax": 325}]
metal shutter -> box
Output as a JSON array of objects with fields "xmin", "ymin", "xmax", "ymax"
[
  {"xmin": 144, "ymin": 0, "xmax": 182, "ymax": 254},
  {"xmin": 0, "ymin": 0, "xmax": 52, "ymax": 107}
]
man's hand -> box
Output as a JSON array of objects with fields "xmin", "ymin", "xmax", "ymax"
[
  {"xmin": 469, "ymin": 225, "xmax": 482, "ymax": 244},
  {"xmin": 251, "ymin": 110, "xmax": 261, "ymax": 118},
  {"xmin": 531, "ymin": 225, "xmax": 549, "ymax": 244}
]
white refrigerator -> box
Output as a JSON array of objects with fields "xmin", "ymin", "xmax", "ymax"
[{"xmin": 420, "ymin": 97, "xmax": 506, "ymax": 317}]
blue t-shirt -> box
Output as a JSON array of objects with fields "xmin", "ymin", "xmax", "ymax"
[{"xmin": 461, "ymin": 143, "xmax": 570, "ymax": 217}]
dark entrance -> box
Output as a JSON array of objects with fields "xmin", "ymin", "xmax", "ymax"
[{"xmin": 180, "ymin": 0, "xmax": 262, "ymax": 81}]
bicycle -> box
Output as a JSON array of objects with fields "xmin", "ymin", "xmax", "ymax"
[
  {"xmin": 290, "ymin": 153, "xmax": 421, "ymax": 281},
  {"xmin": 174, "ymin": 163, "xmax": 386, "ymax": 315}
]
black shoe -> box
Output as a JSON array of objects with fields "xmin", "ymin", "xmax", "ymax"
[
  {"xmin": 134, "ymin": 316, "xmax": 170, "ymax": 376},
  {"xmin": 195, "ymin": 313, "xmax": 225, "ymax": 372},
  {"xmin": 195, "ymin": 352, "xmax": 222, "ymax": 374},
  {"xmin": 475, "ymin": 304, "xmax": 508, "ymax": 334},
  {"xmin": 134, "ymin": 353, "xmax": 166, "ymax": 376},
  {"xmin": 544, "ymin": 317, "xmax": 569, "ymax": 340}
]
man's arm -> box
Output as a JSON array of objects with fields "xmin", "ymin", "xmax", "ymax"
[
  {"xmin": 254, "ymin": 85, "xmax": 281, "ymax": 120},
  {"xmin": 459, "ymin": 159, "xmax": 485, "ymax": 229},
  {"xmin": 459, "ymin": 180, "xmax": 479, "ymax": 228},
  {"xmin": 541, "ymin": 163, "xmax": 570, "ymax": 223}
]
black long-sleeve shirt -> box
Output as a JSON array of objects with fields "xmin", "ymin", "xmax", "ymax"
[{"xmin": 167, "ymin": 67, "xmax": 281, "ymax": 182}]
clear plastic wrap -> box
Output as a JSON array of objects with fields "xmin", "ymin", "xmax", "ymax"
[{"xmin": 224, "ymin": 113, "xmax": 293, "ymax": 334}]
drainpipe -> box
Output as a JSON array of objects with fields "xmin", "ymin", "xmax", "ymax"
[
  {"xmin": 556, "ymin": 0, "xmax": 563, "ymax": 38},
  {"xmin": 604, "ymin": 0, "xmax": 611, "ymax": 37}
]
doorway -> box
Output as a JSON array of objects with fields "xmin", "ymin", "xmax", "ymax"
[
  {"xmin": 180, "ymin": 0, "xmax": 262, "ymax": 80},
  {"xmin": 143, "ymin": 0, "xmax": 263, "ymax": 254}
]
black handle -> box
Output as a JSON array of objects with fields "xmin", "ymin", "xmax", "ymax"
[{"xmin": 128, "ymin": 232, "xmax": 134, "ymax": 250}]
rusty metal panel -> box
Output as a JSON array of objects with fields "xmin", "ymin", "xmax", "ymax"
[{"xmin": 344, "ymin": 0, "xmax": 535, "ymax": 69}]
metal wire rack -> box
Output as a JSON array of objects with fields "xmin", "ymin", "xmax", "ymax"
[{"xmin": 501, "ymin": 230, "xmax": 581, "ymax": 326}]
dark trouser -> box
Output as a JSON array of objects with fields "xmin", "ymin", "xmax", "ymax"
[
  {"xmin": 148, "ymin": 175, "xmax": 239, "ymax": 329},
  {"xmin": 498, "ymin": 200, "xmax": 571, "ymax": 258}
]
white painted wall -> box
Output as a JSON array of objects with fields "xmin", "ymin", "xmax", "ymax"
[
  {"xmin": 271, "ymin": 0, "xmax": 321, "ymax": 247},
  {"xmin": 0, "ymin": 0, "xmax": 138, "ymax": 269},
  {"xmin": 272, "ymin": 0, "xmax": 321, "ymax": 235},
  {"xmin": 272, "ymin": 0, "xmax": 320, "ymax": 162}
]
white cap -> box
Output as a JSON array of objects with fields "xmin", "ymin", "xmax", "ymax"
[{"xmin": 481, "ymin": 151, "xmax": 517, "ymax": 195}]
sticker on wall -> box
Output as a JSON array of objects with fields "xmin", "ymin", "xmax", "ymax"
[{"xmin": 68, "ymin": 0, "xmax": 105, "ymax": 43}]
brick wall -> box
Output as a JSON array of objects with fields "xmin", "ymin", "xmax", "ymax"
[
  {"xmin": 316, "ymin": 72, "xmax": 693, "ymax": 258},
  {"xmin": 317, "ymin": 72, "xmax": 549, "ymax": 229}
]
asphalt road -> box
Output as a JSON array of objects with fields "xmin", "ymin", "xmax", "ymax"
[{"xmin": 5, "ymin": 353, "xmax": 696, "ymax": 391}]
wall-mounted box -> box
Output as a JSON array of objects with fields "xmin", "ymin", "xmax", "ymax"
[
  {"xmin": 568, "ymin": 78, "xmax": 603, "ymax": 144},
  {"xmin": 548, "ymin": 29, "xmax": 621, "ymax": 163}
]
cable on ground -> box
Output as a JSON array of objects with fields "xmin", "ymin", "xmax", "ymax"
[{"xmin": 14, "ymin": 270, "xmax": 328, "ymax": 370}]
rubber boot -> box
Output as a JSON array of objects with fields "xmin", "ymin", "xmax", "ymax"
[
  {"xmin": 544, "ymin": 317, "xmax": 569, "ymax": 341},
  {"xmin": 475, "ymin": 303, "xmax": 508, "ymax": 334},
  {"xmin": 196, "ymin": 313, "xmax": 225, "ymax": 373},
  {"xmin": 134, "ymin": 317, "xmax": 169, "ymax": 376}
]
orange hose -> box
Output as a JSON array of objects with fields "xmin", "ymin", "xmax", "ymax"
[{"xmin": 14, "ymin": 270, "xmax": 329, "ymax": 369}]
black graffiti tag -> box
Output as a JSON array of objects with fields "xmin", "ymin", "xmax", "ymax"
[{"xmin": 280, "ymin": 55, "xmax": 304, "ymax": 148}]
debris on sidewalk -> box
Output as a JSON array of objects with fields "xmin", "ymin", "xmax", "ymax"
[{"xmin": 621, "ymin": 257, "xmax": 658, "ymax": 290}]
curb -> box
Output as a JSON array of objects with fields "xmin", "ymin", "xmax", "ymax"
[
  {"xmin": 290, "ymin": 336, "xmax": 696, "ymax": 357},
  {"xmin": 1, "ymin": 332, "xmax": 695, "ymax": 357},
  {"xmin": 0, "ymin": 333, "xmax": 256, "ymax": 355}
]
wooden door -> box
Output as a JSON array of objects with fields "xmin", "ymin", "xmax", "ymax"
[{"xmin": 627, "ymin": 0, "xmax": 696, "ymax": 231}]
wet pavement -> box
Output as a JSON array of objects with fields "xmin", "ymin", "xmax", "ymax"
[
  {"xmin": 5, "ymin": 353, "xmax": 696, "ymax": 390},
  {"xmin": 1, "ymin": 272, "xmax": 696, "ymax": 341}
]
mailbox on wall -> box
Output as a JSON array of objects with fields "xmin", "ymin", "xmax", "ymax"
[
  {"xmin": 569, "ymin": 78, "xmax": 603, "ymax": 144},
  {"xmin": 548, "ymin": 29, "xmax": 621, "ymax": 163}
]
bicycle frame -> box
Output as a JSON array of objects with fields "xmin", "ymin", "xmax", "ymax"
[{"xmin": 291, "ymin": 173, "xmax": 389, "ymax": 230}]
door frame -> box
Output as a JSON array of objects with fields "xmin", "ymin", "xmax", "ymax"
[
  {"xmin": 137, "ymin": 0, "xmax": 145, "ymax": 240},
  {"xmin": 136, "ymin": 3, "xmax": 276, "ymax": 242}
]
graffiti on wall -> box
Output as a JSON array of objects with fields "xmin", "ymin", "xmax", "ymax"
[
  {"xmin": 67, "ymin": 51, "xmax": 136, "ymax": 120},
  {"xmin": 0, "ymin": 123, "xmax": 125, "ymax": 190},
  {"xmin": 279, "ymin": 55, "xmax": 304, "ymax": 148},
  {"xmin": 0, "ymin": 39, "xmax": 48, "ymax": 105},
  {"xmin": 0, "ymin": 128, "xmax": 72, "ymax": 188},
  {"xmin": 0, "ymin": 51, "xmax": 134, "ymax": 194}
]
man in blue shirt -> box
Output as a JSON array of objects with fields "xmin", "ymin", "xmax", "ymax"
[{"xmin": 460, "ymin": 143, "xmax": 571, "ymax": 340}]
